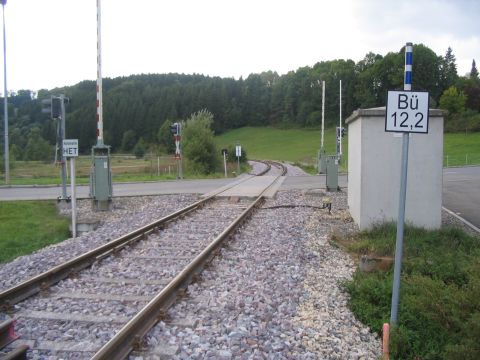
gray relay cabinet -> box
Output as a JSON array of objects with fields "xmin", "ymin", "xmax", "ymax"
[{"xmin": 90, "ymin": 144, "xmax": 112, "ymax": 210}]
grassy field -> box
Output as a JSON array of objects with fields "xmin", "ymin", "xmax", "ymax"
[
  {"xmin": 215, "ymin": 126, "xmax": 342, "ymax": 164},
  {"xmin": 1, "ymin": 127, "xmax": 479, "ymax": 184},
  {"xmin": 443, "ymin": 132, "xmax": 480, "ymax": 166},
  {"xmin": 2, "ymin": 155, "xmax": 179, "ymax": 185},
  {"xmin": 215, "ymin": 127, "xmax": 480, "ymax": 168},
  {"xmin": 0, "ymin": 201, "xmax": 70, "ymax": 263},
  {"xmin": 342, "ymin": 223, "xmax": 480, "ymax": 359}
]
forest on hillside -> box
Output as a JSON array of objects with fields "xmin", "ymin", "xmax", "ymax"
[{"xmin": 1, "ymin": 43, "xmax": 479, "ymax": 160}]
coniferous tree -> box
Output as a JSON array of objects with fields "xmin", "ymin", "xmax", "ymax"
[
  {"xmin": 440, "ymin": 47, "xmax": 458, "ymax": 91},
  {"xmin": 471, "ymin": 59, "xmax": 479, "ymax": 79}
]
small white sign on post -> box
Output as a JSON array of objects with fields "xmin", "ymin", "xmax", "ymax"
[
  {"xmin": 235, "ymin": 144, "xmax": 241, "ymax": 175},
  {"xmin": 385, "ymin": 91, "xmax": 429, "ymax": 133},
  {"xmin": 235, "ymin": 145, "xmax": 242, "ymax": 157},
  {"xmin": 63, "ymin": 139, "xmax": 78, "ymax": 238},
  {"xmin": 62, "ymin": 139, "xmax": 79, "ymax": 157}
]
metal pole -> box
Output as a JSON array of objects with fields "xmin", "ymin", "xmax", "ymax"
[
  {"xmin": 96, "ymin": 0, "xmax": 103, "ymax": 146},
  {"xmin": 321, "ymin": 80, "xmax": 325, "ymax": 149},
  {"xmin": 339, "ymin": 79, "xmax": 342, "ymax": 158},
  {"xmin": 2, "ymin": 1, "xmax": 9, "ymax": 184},
  {"xmin": 223, "ymin": 152, "xmax": 227, "ymax": 178},
  {"xmin": 390, "ymin": 42, "xmax": 413, "ymax": 325},
  {"xmin": 179, "ymin": 123, "xmax": 183, "ymax": 179},
  {"xmin": 70, "ymin": 158, "xmax": 77, "ymax": 238},
  {"xmin": 60, "ymin": 96, "xmax": 67, "ymax": 199}
]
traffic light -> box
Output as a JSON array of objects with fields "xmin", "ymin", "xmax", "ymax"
[
  {"xmin": 51, "ymin": 97, "xmax": 62, "ymax": 118},
  {"xmin": 170, "ymin": 123, "xmax": 179, "ymax": 135},
  {"xmin": 41, "ymin": 96, "xmax": 67, "ymax": 119},
  {"xmin": 336, "ymin": 126, "xmax": 346, "ymax": 138}
]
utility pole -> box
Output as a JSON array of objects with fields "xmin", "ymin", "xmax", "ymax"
[
  {"xmin": 339, "ymin": 79, "xmax": 343, "ymax": 159},
  {"xmin": 2, "ymin": 0, "xmax": 8, "ymax": 184}
]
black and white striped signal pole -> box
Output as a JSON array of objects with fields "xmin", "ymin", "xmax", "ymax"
[{"xmin": 390, "ymin": 42, "xmax": 413, "ymax": 324}]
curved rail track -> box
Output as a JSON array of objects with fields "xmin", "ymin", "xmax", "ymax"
[
  {"xmin": 250, "ymin": 160, "xmax": 287, "ymax": 176},
  {"xmin": 0, "ymin": 168, "xmax": 285, "ymax": 360}
]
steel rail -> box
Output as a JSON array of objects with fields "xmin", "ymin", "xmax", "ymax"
[
  {"xmin": 0, "ymin": 344, "xmax": 29, "ymax": 360},
  {"xmin": 250, "ymin": 160, "xmax": 271, "ymax": 176},
  {"xmin": 0, "ymin": 197, "xmax": 210, "ymax": 308},
  {"xmin": 0, "ymin": 173, "xmax": 258, "ymax": 308},
  {"xmin": 266, "ymin": 160, "xmax": 287, "ymax": 176},
  {"xmin": 91, "ymin": 195, "xmax": 265, "ymax": 360}
]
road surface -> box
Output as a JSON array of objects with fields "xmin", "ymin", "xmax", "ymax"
[
  {"xmin": 1, "ymin": 169, "xmax": 478, "ymax": 229},
  {"xmin": 442, "ymin": 166, "xmax": 480, "ymax": 229}
]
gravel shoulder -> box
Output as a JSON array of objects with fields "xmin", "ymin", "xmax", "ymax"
[
  {"xmin": 136, "ymin": 190, "xmax": 381, "ymax": 359},
  {"xmin": 1, "ymin": 188, "xmax": 476, "ymax": 358}
]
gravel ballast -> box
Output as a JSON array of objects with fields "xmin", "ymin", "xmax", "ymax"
[
  {"xmin": 1, "ymin": 182, "xmax": 476, "ymax": 359},
  {"xmin": 135, "ymin": 190, "xmax": 381, "ymax": 359},
  {"xmin": 0, "ymin": 195, "xmax": 197, "ymax": 292}
]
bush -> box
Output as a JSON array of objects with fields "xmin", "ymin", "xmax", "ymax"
[
  {"xmin": 182, "ymin": 109, "xmax": 220, "ymax": 174},
  {"xmin": 133, "ymin": 138, "xmax": 146, "ymax": 158},
  {"xmin": 344, "ymin": 223, "xmax": 480, "ymax": 359}
]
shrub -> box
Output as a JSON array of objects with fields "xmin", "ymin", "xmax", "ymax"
[{"xmin": 344, "ymin": 223, "xmax": 480, "ymax": 359}]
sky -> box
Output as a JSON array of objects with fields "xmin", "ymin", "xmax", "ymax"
[{"xmin": 2, "ymin": 0, "xmax": 479, "ymax": 92}]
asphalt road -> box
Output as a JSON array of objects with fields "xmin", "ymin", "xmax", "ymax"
[
  {"xmin": 1, "ymin": 168, "xmax": 478, "ymax": 229},
  {"xmin": 0, "ymin": 178, "xmax": 233, "ymax": 201},
  {"xmin": 442, "ymin": 166, "xmax": 480, "ymax": 229}
]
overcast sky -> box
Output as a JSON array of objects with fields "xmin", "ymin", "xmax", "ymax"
[{"xmin": 2, "ymin": 0, "xmax": 479, "ymax": 92}]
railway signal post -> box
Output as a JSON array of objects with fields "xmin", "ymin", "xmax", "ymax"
[
  {"xmin": 170, "ymin": 122, "xmax": 183, "ymax": 179},
  {"xmin": 90, "ymin": 0, "xmax": 112, "ymax": 211},
  {"xmin": 42, "ymin": 95, "xmax": 69, "ymax": 202}
]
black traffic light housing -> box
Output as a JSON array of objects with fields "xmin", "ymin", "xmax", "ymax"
[
  {"xmin": 170, "ymin": 123, "xmax": 179, "ymax": 135},
  {"xmin": 336, "ymin": 126, "xmax": 346, "ymax": 138}
]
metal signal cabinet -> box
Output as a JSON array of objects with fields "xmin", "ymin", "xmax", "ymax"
[
  {"xmin": 325, "ymin": 155, "xmax": 339, "ymax": 191},
  {"xmin": 90, "ymin": 144, "xmax": 112, "ymax": 210}
]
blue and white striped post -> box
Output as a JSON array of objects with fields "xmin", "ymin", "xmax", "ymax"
[
  {"xmin": 390, "ymin": 42, "xmax": 413, "ymax": 324},
  {"xmin": 404, "ymin": 43, "xmax": 412, "ymax": 91}
]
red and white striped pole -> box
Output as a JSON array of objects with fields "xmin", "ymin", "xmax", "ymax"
[{"xmin": 96, "ymin": 0, "xmax": 103, "ymax": 145}]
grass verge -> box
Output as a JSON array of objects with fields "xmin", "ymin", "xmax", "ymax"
[
  {"xmin": 0, "ymin": 201, "xmax": 70, "ymax": 263},
  {"xmin": 343, "ymin": 223, "xmax": 480, "ymax": 359}
]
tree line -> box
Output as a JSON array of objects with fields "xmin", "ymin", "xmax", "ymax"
[{"xmin": 1, "ymin": 43, "xmax": 479, "ymax": 163}]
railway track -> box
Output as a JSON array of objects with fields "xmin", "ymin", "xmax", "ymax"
[
  {"xmin": 250, "ymin": 160, "xmax": 287, "ymax": 176},
  {"xmin": 0, "ymin": 170, "xmax": 283, "ymax": 359}
]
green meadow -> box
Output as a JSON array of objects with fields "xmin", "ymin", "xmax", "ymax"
[
  {"xmin": 215, "ymin": 127, "xmax": 480, "ymax": 168},
  {"xmin": 0, "ymin": 201, "xmax": 70, "ymax": 263}
]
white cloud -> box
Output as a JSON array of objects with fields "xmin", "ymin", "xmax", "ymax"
[{"xmin": 2, "ymin": 0, "xmax": 479, "ymax": 91}]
